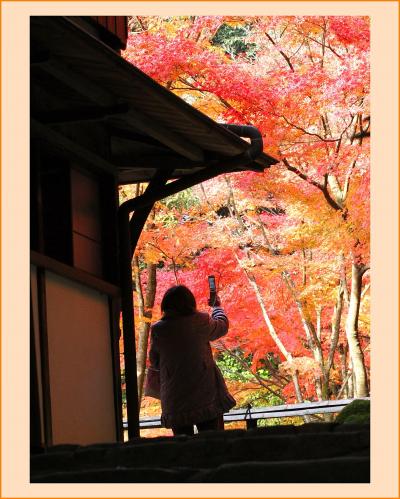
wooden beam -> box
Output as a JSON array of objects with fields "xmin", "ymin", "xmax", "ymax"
[
  {"xmin": 31, "ymin": 250, "xmax": 120, "ymax": 297},
  {"xmin": 129, "ymin": 168, "xmax": 174, "ymax": 255},
  {"xmin": 112, "ymin": 108, "xmax": 205, "ymax": 163},
  {"xmin": 33, "ymin": 103, "xmax": 129, "ymax": 125},
  {"xmin": 32, "ymin": 57, "xmax": 117, "ymax": 107},
  {"xmin": 107, "ymin": 125, "xmax": 164, "ymax": 145},
  {"xmin": 32, "ymin": 58, "xmax": 205, "ymax": 162},
  {"xmin": 111, "ymin": 153, "xmax": 203, "ymax": 169},
  {"xmin": 35, "ymin": 268, "xmax": 53, "ymax": 446},
  {"xmin": 31, "ymin": 120, "xmax": 117, "ymax": 176}
]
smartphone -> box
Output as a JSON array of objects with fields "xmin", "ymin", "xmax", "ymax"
[
  {"xmin": 208, "ymin": 275, "xmax": 217, "ymax": 305},
  {"xmin": 208, "ymin": 275, "xmax": 216, "ymax": 293}
]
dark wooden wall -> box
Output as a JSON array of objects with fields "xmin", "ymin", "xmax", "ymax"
[{"xmin": 90, "ymin": 16, "xmax": 128, "ymax": 50}]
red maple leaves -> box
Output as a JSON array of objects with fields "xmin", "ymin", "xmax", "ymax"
[{"xmin": 123, "ymin": 15, "xmax": 370, "ymax": 403}]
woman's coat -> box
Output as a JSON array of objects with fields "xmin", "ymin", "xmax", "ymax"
[{"xmin": 148, "ymin": 307, "xmax": 236, "ymax": 428}]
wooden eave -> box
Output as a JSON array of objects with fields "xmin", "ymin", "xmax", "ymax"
[{"xmin": 30, "ymin": 16, "xmax": 278, "ymax": 185}]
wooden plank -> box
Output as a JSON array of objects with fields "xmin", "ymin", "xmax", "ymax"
[
  {"xmin": 119, "ymin": 109, "xmax": 205, "ymax": 162},
  {"xmin": 97, "ymin": 17, "xmax": 107, "ymax": 29},
  {"xmin": 31, "ymin": 120, "xmax": 117, "ymax": 176},
  {"xmin": 116, "ymin": 17, "xmax": 128, "ymax": 48},
  {"xmin": 32, "ymin": 57, "xmax": 117, "ymax": 107},
  {"xmin": 34, "ymin": 104, "xmax": 129, "ymax": 125},
  {"xmin": 35, "ymin": 268, "xmax": 54, "ymax": 445},
  {"xmin": 31, "ymin": 250, "xmax": 120, "ymax": 297},
  {"xmin": 107, "ymin": 17, "xmax": 116, "ymax": 34},
  {"xmin": 109, "ymin": 296, "xmax": 124, "ymax": 442}
]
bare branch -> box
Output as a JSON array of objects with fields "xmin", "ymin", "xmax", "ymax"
[
  {"xmin": 296, "ymin": 29, "xmax": 344, "ymax": 60},
  {"xmin": 217, "ymin": 341, "xmax": 286, "ymax": 400},
  {"xmin": 281, "ymin": 115, "xmax": 339, "ymax": 143},
  {"xmin": 283, "ymin": 158, "xmax": 344, "ymax": 211},
  {"xmin": 265, "ymin": 32, "xmax": 295, "ymax": 71},
  {"xmin": 343, "ymin": 159, "xmax": 357, "ymax": 199}
]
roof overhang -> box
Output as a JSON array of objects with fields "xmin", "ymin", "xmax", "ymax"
[{"xmin": 30, "ymin": 16, "xmax": 278, "ymax": 185}]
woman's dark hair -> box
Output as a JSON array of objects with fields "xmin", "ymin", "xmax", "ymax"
[{"xmin": 161, "ymin": 285, "xmax": 196, "ymax": 317}]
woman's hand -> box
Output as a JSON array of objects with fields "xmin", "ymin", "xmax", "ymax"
[{"xmin": 208, "ymin": 294, "xmax": 221, "ymax": 307}]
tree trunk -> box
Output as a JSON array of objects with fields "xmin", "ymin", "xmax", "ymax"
[
  {"xmin": 292, "ymin": 371, "xmax": 312, "ymax": 423},
  {"xmin": 245, "ymin": 269, "xmax": 291, "ymax": 360},
  {"xmin": 326, "ymin": 278, "xmax": 344, "ymax": 376},
  {"xmin": 282, "ymin": 271, "xmax": 329, "ymax": 400},
  {"xmin": 337, "ymin": 345, "xmax": 348, "ymax": 398},
  {"xmin": 345, "ymin": 263, "xmax": 369, "ymax": 397},
  {"xmin": 327, "ymin": 173, "xmax": 345, "ymax": 208},
  {"xmin": 242, "ymin": 265, "xmax": 311, "ymax": 421},
  {"xmin": 135, "ymin": 262, "xmax": 157, "ymax": 403},
  {"xmin": 348, "ymin": 364, "xmax": 354, "ymax": 398}
]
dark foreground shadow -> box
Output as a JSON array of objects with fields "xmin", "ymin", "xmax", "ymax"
[{"xmin": 31, "ymin": 423, "xmax": 370, "ymax": 483}]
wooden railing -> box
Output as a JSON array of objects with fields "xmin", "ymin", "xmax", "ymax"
[{"xmin": 123, "ymin": 398, "xmax": 369, "ymax": 431}]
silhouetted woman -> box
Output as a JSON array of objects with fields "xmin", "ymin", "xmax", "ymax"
[{"xmin": 148, "ymin": 285, "xmax": 235, "ymax": 436}]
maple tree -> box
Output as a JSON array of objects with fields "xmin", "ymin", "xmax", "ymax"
[{"xmin": 121, "ymin": 15, "xmax": 370, "ymax": 414}]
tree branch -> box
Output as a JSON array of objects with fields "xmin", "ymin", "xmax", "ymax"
[
  {"xmin": 282, "ymin": 158, "xmax": 343, "ymax": 211},
  {"xmin": 265, "ymin": 32, "xmax": 295, "ymax": 71},
  {"xmin": 217, "ymin": 341, "xmax": 286, "ymax": 399},
  {"xmin": 281, "ymin": 115, "xmax": 339, "ymax": 143},
  {"xmin": 296, "ymin": 30, "xmax": 343, "ymax": 60},
  {"xmin": 133, "ymin": 255, "xmax": 144, "ymax": 316}
]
